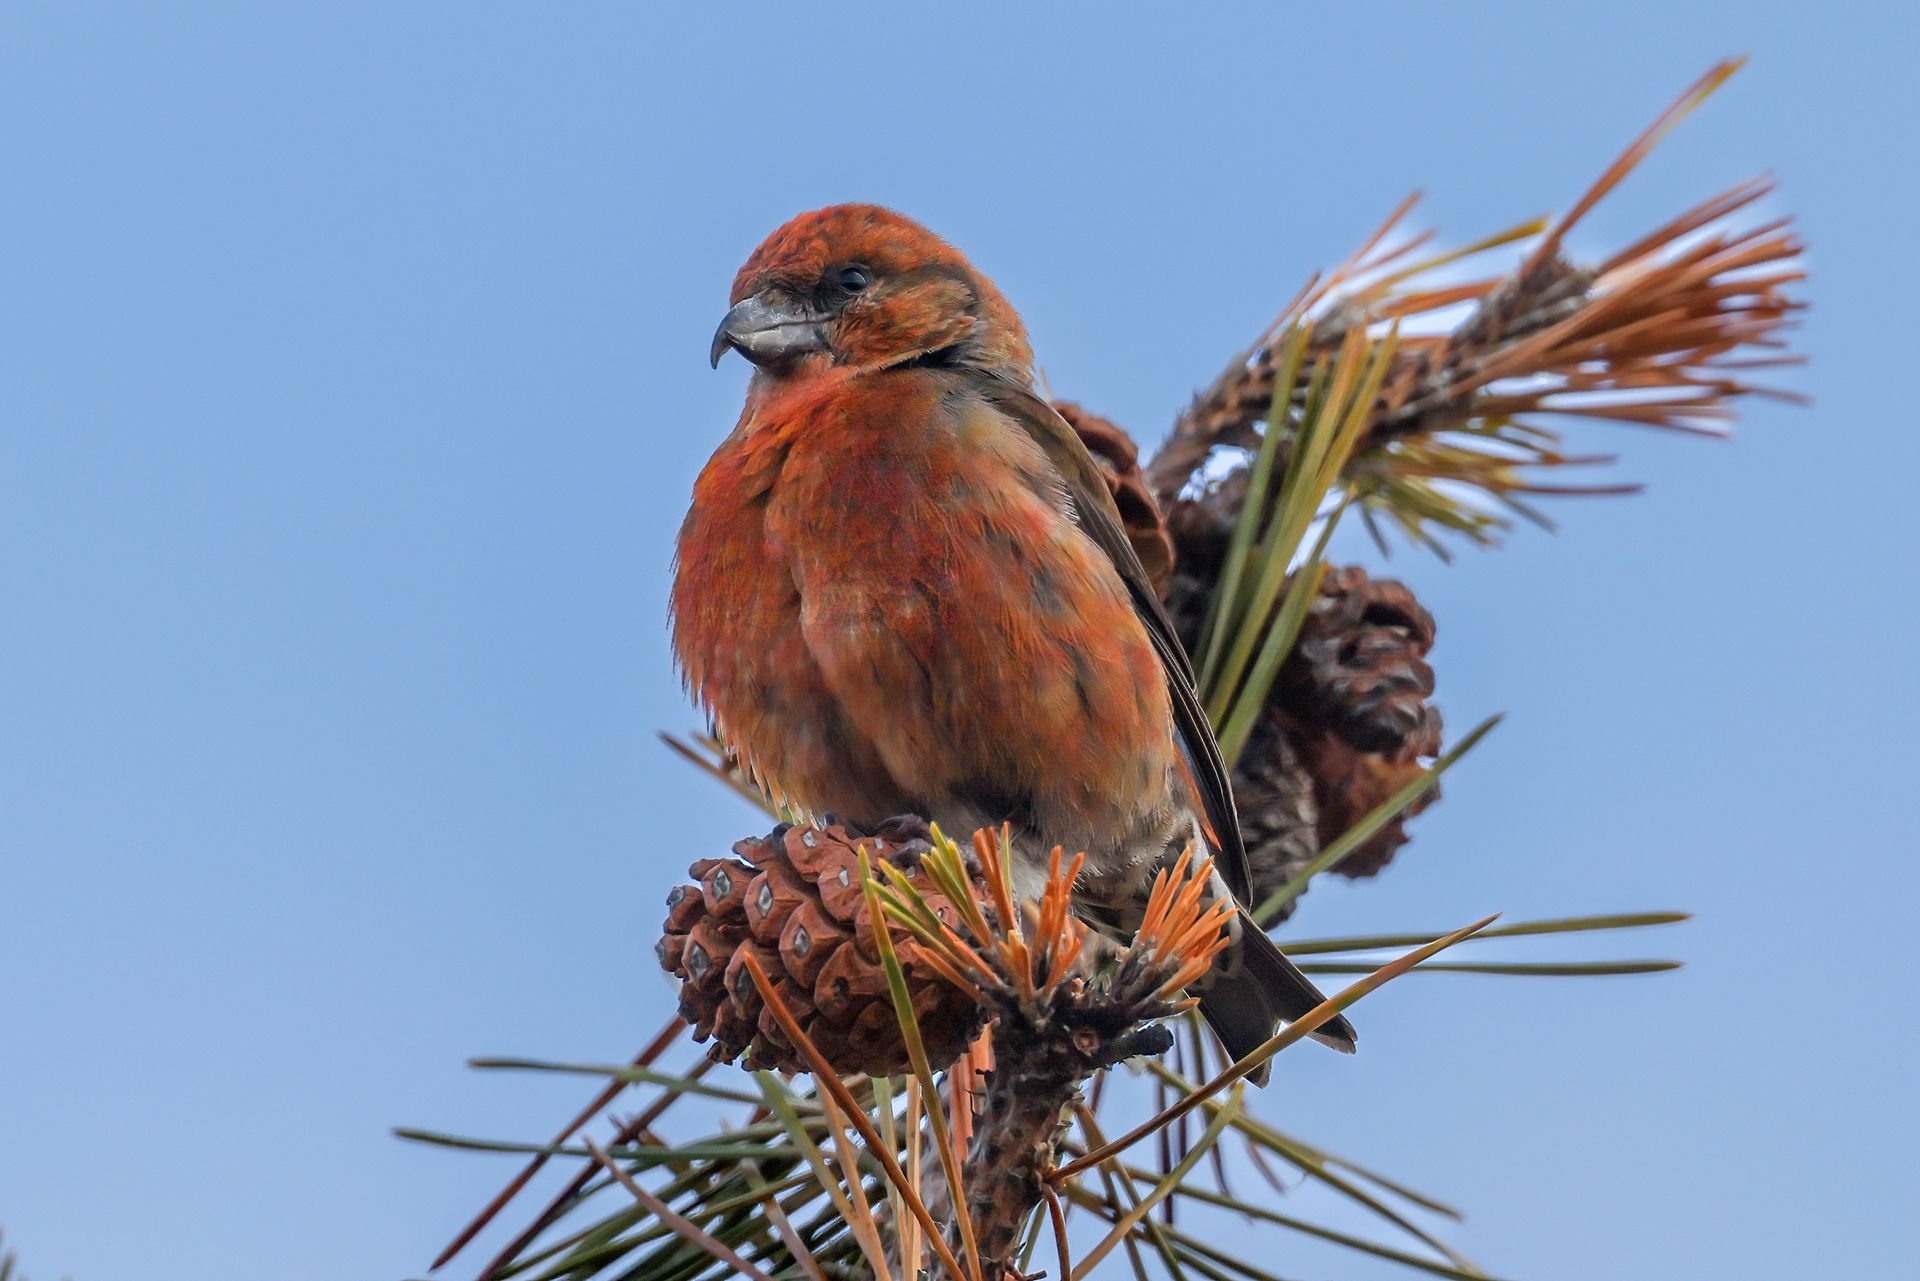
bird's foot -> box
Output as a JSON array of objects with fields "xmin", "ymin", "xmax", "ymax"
[{"xmin": 867, "ymin": 812, "xmax": 936, "ymax": 845}]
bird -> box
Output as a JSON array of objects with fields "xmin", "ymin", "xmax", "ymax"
[{"xmin": 671, "ymin": 204, "xmax": 1354, "ymax": 1075}]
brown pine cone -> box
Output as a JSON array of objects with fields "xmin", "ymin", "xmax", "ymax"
[
  {"xmin": 1278, "ymin": 565, "xmax": 1440, "ymax": 759},
  {"xmin": 1156, "ymin": 472, "xmax": 1446, "ymax": 897},
  {"xmin": 1289, "ymin": 718, "xmax": 1442, "ymax": 880},
  {"xmin": 1052, "ymin": 401, "xmax": 1176, "ymax": 594},
  {"xmin": 1273, "ymin": 566, "xmax": 1442, "ymax": 882},
  {"xmin": 658, "ymin": 821, "xmax": 989, "ymax": 1077}
]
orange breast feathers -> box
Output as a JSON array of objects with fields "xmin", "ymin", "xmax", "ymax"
[{"xmin": 670, "ymin": 366, "xmax": 1179, "ymax": 840}]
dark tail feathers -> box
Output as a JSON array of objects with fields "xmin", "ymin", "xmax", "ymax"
[{"xmin": 1197, "ymin": 913, "xmax": 1356, "ymax": 1085}]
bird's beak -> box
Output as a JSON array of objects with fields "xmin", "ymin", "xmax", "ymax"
[{"xmin": 709, "ymin": 293, "xmax": 830, "ymax": 369}]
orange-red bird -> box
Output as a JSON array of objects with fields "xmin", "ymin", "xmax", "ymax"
[{"xmin": 672, "ymin": 205, "xmax": 1354, "ymax": 1072}]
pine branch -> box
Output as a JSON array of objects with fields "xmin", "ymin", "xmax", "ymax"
[
  {"xmin": 1147, "ymin": 57, "xmax": 1803, "ymax": 552},
  {"xmin": 405, "ymin": 61, "xmax": 1779, "ymax": 1281}
]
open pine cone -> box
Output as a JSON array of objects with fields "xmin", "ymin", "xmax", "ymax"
[
  {"xmin": 1111, "ymin": 432, "xmax": 1448, "ymax": 909},
  {"xmin": 1269, "ymin": 565, "xmax": 1442, "ymax": 882},
  {"xmin": 1281, "ymin": 565, "xmax": 1440, "ymax": 758},
  {"xmin": 658, "ymin": 822, "xmax": 990, "ymax": 1077},
  {"xmin": 1274, "ymin": 565, "xmax": 1442, "ymax": 882}
]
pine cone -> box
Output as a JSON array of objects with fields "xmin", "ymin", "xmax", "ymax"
[
  {"xmin": 658, "ymin": 821, "xmax": 989, "ymax": 1077},
  {"xmin": 1289, "ymin": 719, "xmax": 1441, "ymax": 880},
  {"xmin": 1156, "ymin": 475, "xmax": 1447, "ymax": 899},
  {"xmin": 1282, "ymin": 564, "xmax": 1436, "ymax": 756},
  {"xmin": 1273, "ymin": 567, "xmax": 1442, "ymax": 883},
  {"xmin": 1053, "ymin": 401, "xmax": 1176, "ymax": 594},
  {"xmin": 1279, "ymin": 565, "xmax": 1440, "ymax": 759}
]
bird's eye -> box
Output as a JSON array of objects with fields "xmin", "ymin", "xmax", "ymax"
[{"xmin": 836, "ymin": 265, "xmax": 871, "ymax": 293}]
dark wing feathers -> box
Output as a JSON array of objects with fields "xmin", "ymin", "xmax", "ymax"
[{"xmin": 976, "ymin": 374, "xmax": 1254, "ymax": 904}]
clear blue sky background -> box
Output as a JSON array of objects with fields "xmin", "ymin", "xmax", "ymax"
[{"xmin": 3, "ymin": 4, "xmax": 1913, "ymax": 1279}]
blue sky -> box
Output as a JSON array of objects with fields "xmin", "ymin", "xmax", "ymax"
[{"xmin": 2, "ymin": 4, "xmax": 1914, "ymax": 1279}]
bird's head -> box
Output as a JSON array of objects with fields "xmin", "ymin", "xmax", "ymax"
[{"xmin": 710, "ymin": 204, "xmax": 1034, "ymax": 382}]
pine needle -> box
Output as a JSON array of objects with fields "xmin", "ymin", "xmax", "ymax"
[
  {"xmin": 1055, "ymin": 916, "xmax": 1497, "ymax": 1180},
  {"xmin": 1070, "ymin": 1087, "xmax": 1243, "ymax": 1280},
  {"xmin": 582, "ymin": 1136, "xmax": 779, "ymax": 1281},
  {"xmin": 1252, "ymin": 714, "xmax": 1502, "ymax": 924}
]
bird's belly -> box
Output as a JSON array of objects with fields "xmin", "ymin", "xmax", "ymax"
[{"xmin": 781, "ymin": 502, "xmax": 1185, "ymax": 874}]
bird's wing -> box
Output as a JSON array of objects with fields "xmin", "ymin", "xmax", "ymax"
[{"xmin": 973, "ymin": 373, "xmax": 1253, "ymax": 904}]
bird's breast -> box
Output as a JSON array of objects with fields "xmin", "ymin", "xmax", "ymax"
[{"xmin": 674, "ymin": 370, "xmax": 1182, "ymax": 869}]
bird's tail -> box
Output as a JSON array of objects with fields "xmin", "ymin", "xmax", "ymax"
[{"xmin": 1196, "ymin": 910, "xmax": 1356, "ymax": 1085}]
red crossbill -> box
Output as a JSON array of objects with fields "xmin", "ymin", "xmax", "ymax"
[{"xmin": 672, "ymin": 204, "xmax": 1355, "ymax": 1072}]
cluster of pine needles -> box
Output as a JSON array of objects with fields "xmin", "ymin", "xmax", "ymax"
[{"xmin": 400, "ymin": 58, "xmax": 1798, "ymax": 1281}]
